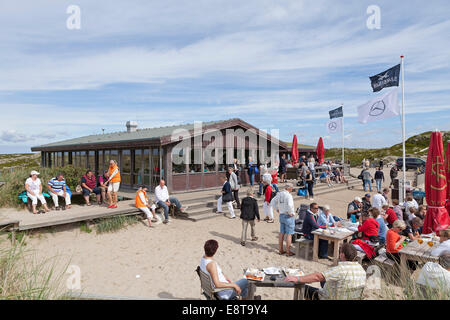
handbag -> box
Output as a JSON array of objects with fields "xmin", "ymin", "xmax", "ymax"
[
  {"xmin": 222, "ymin": 192, "xmax": 233, "ymax": 202},
  {"xmin": 254, "ymin": 166, "xmax": 259, "ymax": 174}
]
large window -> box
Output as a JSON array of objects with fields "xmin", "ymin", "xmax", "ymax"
[
  {"xmin": 80, "ymin": 151, "xmax": 87, "ymax": 168},
  {"xmin": 189, "ymin": 144, "xmax": 202, "ymax": 173},
  {"xmin": 98, "ymin": 151, "xmax": 104, "ymax": 174},
  {"xmin": 218, "ymin": 148, "xmax": 227, "ymax": 172},
  {"xmin": 121, "ymin": 149, "xmax": 131, "ymax": 185},
  {"xmin": 152, "ymin": 148, "xmax": 161, "ymax": 187},
  {"xmin": 204, "ymin": 148, "xmax": 216, "ymax": 173},
  {"xmin": 172, "ymin": 148, "xmax": 186, "ymax": 174},
  {"xmin": 88, "ymin": 151, "xmax": 95, "ymax": 172},
  {"xmin": 134, "ymin": 149, "xmax": 143, "ymax": 185}
]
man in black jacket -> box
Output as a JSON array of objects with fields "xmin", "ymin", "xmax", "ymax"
[
  {"xmin": 239, "ymin": 188, "xmax": 260, "ymax": 246},
  {"xmin": 301, "ymin": 203, "xmax": 328, "ymax": 259}
]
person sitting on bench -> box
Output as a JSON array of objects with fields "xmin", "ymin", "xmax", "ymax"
[
  {"xmin": 154, "ymin": 179, "xmax": 187, "ymax": 224},
  {"xmin": 135, "ymin": 185, "xmax": 158, "ymax": 227},
  {"xmin": 48, "ymin": 173, "xmax": 72, "ymax": 211},
  {"xmin": 25, "ymin": 170, "xmax": 50, "ymax": 214},
  {"xmin": 284, "ymin": 243, "xmax": 366, "ymax": 300},
  {"xmin": 81, "ymin": 170, "xmax": 102, "ymax": 206}
]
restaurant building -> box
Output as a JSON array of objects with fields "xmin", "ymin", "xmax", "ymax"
[{"xmin": 31, "ymin": 118, "xmax": 316, "ymax": 192}]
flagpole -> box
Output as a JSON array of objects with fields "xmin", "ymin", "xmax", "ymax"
[
  {"xmin": 341, "ymin": 104, "xmax": 345, "ymax": 166},
  {"xmin": 401, "ymin": 55, "xmax": 406, "ymax": 202}
]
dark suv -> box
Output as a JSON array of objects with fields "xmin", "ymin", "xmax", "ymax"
[{"xmin": 396, "ymin": 157, "xmax": 426, "ymax": 171}]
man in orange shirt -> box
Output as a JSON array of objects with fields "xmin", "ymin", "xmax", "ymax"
[{"xmin": 107, "ymin": 160, "xmax": 121, "ymax": 208}]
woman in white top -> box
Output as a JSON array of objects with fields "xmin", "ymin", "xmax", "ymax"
[
  {"xmin": 200, "ymin": 239, "xmax": 249, "ymax": 300},
  {"xmin": 25, "ymin": 170, "xmax": 50, "ymax": 214}
]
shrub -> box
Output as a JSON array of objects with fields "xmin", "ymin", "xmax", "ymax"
[{"xmin": 0, "ymin": 166, "xmax": 86, "ymax": 208}]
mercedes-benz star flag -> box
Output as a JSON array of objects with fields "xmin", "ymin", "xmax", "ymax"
[
  {"xmin": 357, "ymin": 88, "xmax": 400, "ymax": 124},
  {"xmin": 326, "ymin": 118, "xmax": 342, "ymax": 134}
]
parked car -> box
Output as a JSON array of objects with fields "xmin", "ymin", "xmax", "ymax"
[{"xmin": 396, "ymin": 157, "xmax": 426, "ymax": 171}]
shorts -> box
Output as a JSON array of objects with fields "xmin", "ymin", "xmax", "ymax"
[
  {"xmin": 279, "ymin": 214, "xmax": 295, "ymax": 235},
  {"xmin": 82, "ymin": 187, "xmax": 101, "ymax": 197},
  {"xmin": 108, "ymin": 182, "xmax": 120, "ymax": 193}
]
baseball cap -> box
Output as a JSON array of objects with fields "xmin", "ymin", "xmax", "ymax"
[
  {"xmin": 365, "ymin": 193, "xmax": 371, "ymax": 198},
  {"xmin": 354, "ymin": 197, "xmax": 362, "ymax": 202},
  {"xmin": 30, "ymin": 170, "xmax": 40, "ymax": 175}
]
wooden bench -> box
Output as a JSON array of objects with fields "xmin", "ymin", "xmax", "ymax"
[
  {"xmin": 295, "ymin": 238, "xmax": 313, "ymax": 260},
  {"xmin": 0, "ymin": 220, "xmax": 20, "ymax": 244}
]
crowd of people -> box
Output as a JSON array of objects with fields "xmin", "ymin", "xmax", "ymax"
[
  {"xmin": 200, "ymin": 157, "xmax": 450, "ymax": 300},
  {"xmin": 24, "ymin": 160, "xmax": 122, "ymax": 214}
]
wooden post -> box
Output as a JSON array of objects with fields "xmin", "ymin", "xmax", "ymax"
[{"xmin": 313, "ymin": 234, "xmax": 319, "ymax": 262}]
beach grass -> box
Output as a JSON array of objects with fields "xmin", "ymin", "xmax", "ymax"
[
  {"xmin": 0, "ymin": 240, "xmax": 68, "ymax": 299},
  {"xmin": 95, "ymin": 215, "xmax": 140, "ymax": 234}
]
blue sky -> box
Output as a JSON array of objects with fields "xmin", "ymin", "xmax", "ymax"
[{"xmin": 0, "ymin": 0, "xmax": 449, "ymax": 153}]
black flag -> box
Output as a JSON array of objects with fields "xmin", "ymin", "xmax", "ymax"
[
  {"xmin": 329, "ymin": 106, "xmax": 343, "ymax": 119},
  {"xmin": 369, "ymin": 64, "xmax": 400, "ymax": 92}
]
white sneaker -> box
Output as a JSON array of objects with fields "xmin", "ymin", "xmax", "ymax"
[{"xmin": 309, "ymin": 198, "xmax": 314, "ymax": 201}]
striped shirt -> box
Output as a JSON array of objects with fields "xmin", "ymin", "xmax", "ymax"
[
  {"xmin": 48, "ymin": 177, "xmax": 66, "ymax": 193},
  {"xmin": 320, "ymin": 261, "xmax": 366, "ymax": 299}
]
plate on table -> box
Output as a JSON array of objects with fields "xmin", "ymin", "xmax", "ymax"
[
  {"xmin": 244, "ymin": 269, "xmax": 265, "ymax": 281},
  {"xmin": 263, "ymin": 267, "xmax": 281, "ymax": 275},
  {"xmin": 283, "ymin": 268, "xmax": 304, "ymax": 277}
]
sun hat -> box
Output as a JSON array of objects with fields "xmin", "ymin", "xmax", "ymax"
[{"xmin": 30, "ymin": 170, "xmax": 40, "ymax": 175}]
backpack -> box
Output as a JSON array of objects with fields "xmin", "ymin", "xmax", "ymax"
[
  {"xmin": 297, "ymin": 188, "xmax": 307, "ymax": 197},
  {"xmin": 263, "ymin": 184, "xmax": 277, "ymax": 202}
]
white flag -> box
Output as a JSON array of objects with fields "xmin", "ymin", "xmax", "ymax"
[
  {"xmin": 326, "ymin": 118, "xmax": 342, "ymax": 134},
  {"xmin": 357, "ymin": 88, "xmax": 399, "ymax": 124}
]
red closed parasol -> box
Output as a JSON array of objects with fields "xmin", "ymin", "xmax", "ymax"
[
  {"xmin": 423, "ymin": 131, "xmax": 450, "ymax": 234},
  {"xmin": 291, "ymin": 135, "xmax": 299, "ymax": 164},
  {"xmin": 316, "ymin": 137, "xmax": 325, "ymax": 165},
  {"xmin": 445, "ymin": 141, "xmax": 450, "ymax": 214}
]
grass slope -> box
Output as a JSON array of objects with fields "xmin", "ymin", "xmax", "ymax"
[{"xmin": 326, "ymin": 131, "xmax": 450, "ymax": 166}]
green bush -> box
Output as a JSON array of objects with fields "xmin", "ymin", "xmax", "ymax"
[{"xmin": 0, "ymin": 166, "xmax": 86, "ymax": 208}]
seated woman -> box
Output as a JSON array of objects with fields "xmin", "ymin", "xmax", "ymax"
[
  {"xmin": 416, "ymin": 205, "xmax": 426, "ymax": 220},
  {"xmin": 386, "ymin": 220, "xmax": 417, "ymax": 271},
  {"xmin": 317, "ymin": 205, "xmax": 341, "ymax": 227},
  {"xmin": 135, "ymin": 185, "xmax": 158, "ymax": 227},
  {"xmin": 200, "ymin": 239, "xmax": 249, "ymax": 300},
  {"xmin": 358, "ymin": 212, "xmax": 379, "ymax": 243},
  {"xmin": 371, "ymin": 208, "xmax": 387, "ymax": 245}
]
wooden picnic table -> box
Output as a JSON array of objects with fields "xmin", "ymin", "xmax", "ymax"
[
  {"xmin": 243, "ymin": 269, "xmax": 305, "ymax": 300},
  {"xmin": 312, "ymin": 228, "xmax": 355, "ymax": 266},
  {"xmin": 398, "ymin": 239, "xmax": 439, "ymax": 273}
]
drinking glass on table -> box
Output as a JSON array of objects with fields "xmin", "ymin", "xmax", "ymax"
[{"xmin": 417, "ymin": 239, "xmax": 423, "ymax": 245}]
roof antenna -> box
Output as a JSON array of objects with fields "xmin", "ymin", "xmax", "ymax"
[{"xmin": 102, "ymin": 128, "xmax": 105, "ymax": 134}]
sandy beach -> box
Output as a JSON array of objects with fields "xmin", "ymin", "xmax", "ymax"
[{"xmin": 0, "ymin": 167, "xmax": 413, "ymax": 299}]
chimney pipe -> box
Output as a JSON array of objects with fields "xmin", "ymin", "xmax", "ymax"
[{"xmin": 126, "ymin": 121, "xmax": 138, "ymax": 133}]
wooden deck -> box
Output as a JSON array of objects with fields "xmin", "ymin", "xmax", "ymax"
[{"xmin": 0, "ymin": 200, "xmax": 142, "ymax": 231}]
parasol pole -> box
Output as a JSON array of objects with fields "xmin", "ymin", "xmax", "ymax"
[
  {"xmin": 341, "ymin": 103, "xmax": 345, "ymax": 166},
  {"xmin": 401, "ymin": 55, "xmax": 406, "ymax": 202}
]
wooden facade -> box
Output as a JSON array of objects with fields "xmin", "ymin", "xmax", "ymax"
[{"xmin": 32, "ymin": 119, "xmax": 311, "ymax": 192}]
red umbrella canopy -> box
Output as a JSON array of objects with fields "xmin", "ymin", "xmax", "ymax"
[
  {"xmin": 446, "ymin": 141, "xmax": 450, "ymax": 214},
  {"xmin": 423, "ymin": 131, "xmax": 450, "ymax": 234},
  {"xmin": 291, "ymin": 135, "xmax": 299, "ymax": 164},
  {"xmin": 316, "ymin": 137, "xmax": 325, "ymax": 165}
]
